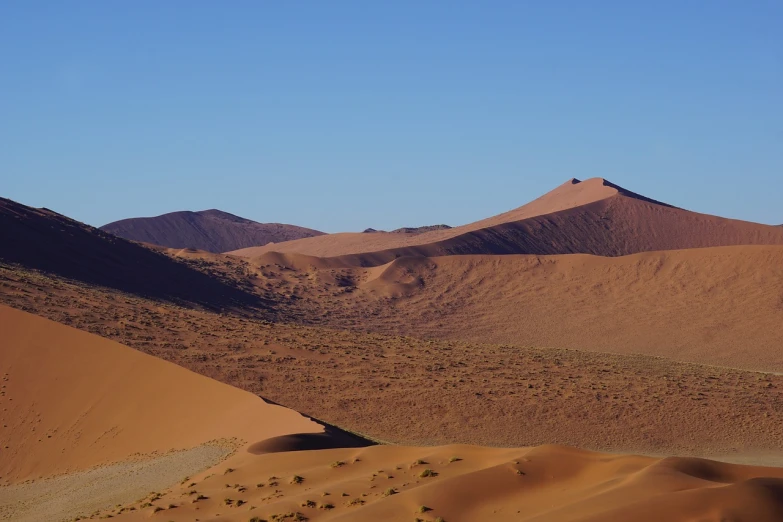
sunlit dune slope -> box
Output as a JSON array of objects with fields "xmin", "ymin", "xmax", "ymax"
[
  {"xmin": 0, "ymin": 305, "xmax": 321, "ymax": 482},
  {"xmin": 107, "ymin": 444, "xmax": 783, "ymax": 522},
  {"xmin": 351, "ymin": 245, "xmax": 783, "ymax": 370}
]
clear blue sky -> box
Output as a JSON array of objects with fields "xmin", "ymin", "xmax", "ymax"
[{"xmin": 1, "ymin": 1, "xmax": 781, "ymax": 231}]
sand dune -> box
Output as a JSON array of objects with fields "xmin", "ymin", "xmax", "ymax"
[
  {"xmin": 0, "ymin": 304, "xmax": 321, "ymax": 483},
  {"xmin": 5, "ymin": 269, "xmax": 783, "ymax": 458},
  {"xmin": 342, "ymin": 245, "xmax": 783, "ymax": 370},
  {"xmin": 4, "ymin": 184, "xmax": 783, "ymax": 521},
  {"xmin": 6, "ymin": 304, "xmax": 783, "ymax": 522},
  {"xmin": 230, "ymin": 178, "xmax": 783, "ymax": 262},
  {"xmin": 101, "ymin": 209, "xmax": 324, "ymax": 253},
  {"xmin": 93, "ymin": 443, "xmax": 783, "ymax": 522}
]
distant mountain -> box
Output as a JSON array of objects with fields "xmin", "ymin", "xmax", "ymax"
[
  {"xmin": 0, "ymin": 198, "xmax": 262, "ymax": 309},
  {"xmin": 100, "ymin": 209, "xmax": 324, "ymax": 253}
]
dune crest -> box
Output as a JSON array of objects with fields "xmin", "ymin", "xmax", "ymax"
[{"xmin": 229, "ymin": 177, "xmax": 783, "ymax": 261}]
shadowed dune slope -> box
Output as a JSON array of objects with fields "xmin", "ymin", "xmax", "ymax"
[
  {"xmin": 106, "ymin": 444, "xmax": 783, "ymax": 522},
  {"xmin": 350, "ymin": 245, "xmax": 783, "ymax": 370},
  {"xmin": 0, "ymin": 197, "xmax": 263, "ymax": 309},
  {"xmin": 0, "ymin": 304, "xmax": 321, "ymax": 482},
  {"xmin": 101, "ymin": 209, "xmax": 324, "ymax": 253},
  {"xmin": 230, "ymin": 178, "xmax": 783, "ymax": 262}
]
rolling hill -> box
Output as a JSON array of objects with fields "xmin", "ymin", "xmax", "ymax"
[{"xmin": 101, "ymin": 209, "xmax": 324, "ymax": 253}]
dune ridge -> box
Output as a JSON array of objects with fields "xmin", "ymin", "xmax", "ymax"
[{"xmin": 230, "ymin": 177, "xmax": 783, "ymax": 262}]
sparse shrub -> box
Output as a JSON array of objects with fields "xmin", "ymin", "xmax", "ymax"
[
  {"xmin": 419, "ymin": 468, "xmax": 438, "ymax": 478},
  {"xmin": 418, "ymin": 505, "xmax": 432, "ymax": 513},
  {"xmin": 290, "ymin": 475, "xmax": 304, "ymax": 484},
  {"xmin": 448, "ymin": 456, "xmax": 462, "ymax": 463},
  {"xmin": 301, "ymin": 500, "xmax": 316, "ymax": 508},
  {"xmin": 224, "ymin": 468, "xmax": 235, "ymax": 474},
  {"xmin": 319, "ymin": 503, "xmax": 334, "ymax": 510},
  {"xmin": 331, "ymin": 460, "xmax": 346, "ymax": 468}
]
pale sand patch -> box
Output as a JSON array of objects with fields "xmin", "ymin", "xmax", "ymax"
[{"xmin": 0, "ymin": 444, "xmax": 230, "ymax": 522}]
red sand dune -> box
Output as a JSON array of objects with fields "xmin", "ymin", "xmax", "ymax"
[
  {"xmin": 230, "ymin": 178, "xmax": 783, "ymax": 263},
  {"xmin": 0, "ymin": 304, "xmax": 321, "ymax": 482},
  {"xmin": 106, "ymin": 443, "xmax": 783, "ymax": 522},
  {"xmin": 345, "ymin": 245, "xmax": 783, "ymax": 370}
]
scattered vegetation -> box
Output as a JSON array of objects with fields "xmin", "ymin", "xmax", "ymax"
[{"xmin": 269, "ymin": 513, "xmax": 307, "ymax": 521}]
